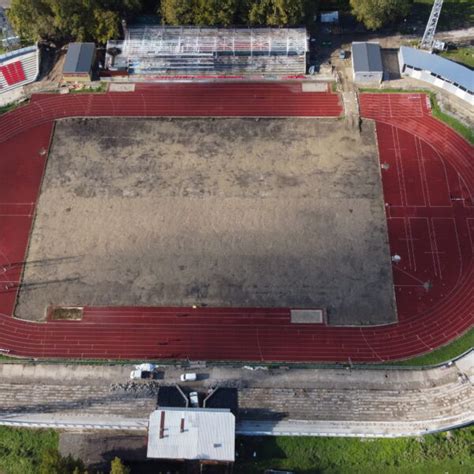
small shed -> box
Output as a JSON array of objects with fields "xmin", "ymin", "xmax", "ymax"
[
  {"xmin": 351, "ymin": 42, "xmax": 383, "ymax": 83},
  {"xmin": 63, "ymin": 42, "xmax": 96, "ymax": 82}
]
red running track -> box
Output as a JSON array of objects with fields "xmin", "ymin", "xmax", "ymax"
[{"xmin": 0, "ymin": 84, "xmax": 471, "ymax": 362}]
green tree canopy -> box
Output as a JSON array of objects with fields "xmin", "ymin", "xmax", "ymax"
[
  {"xmin": 110, "ymin": 456, "xmax": 131, "ymax": 474},
  {"xmin": 7, "ymin": 0, "xmax": 54, "ymax": 41},
  {"xmin": 160, "ymin": 0, "xmax": 307, "ymax": 26},
  {"xmin": 7, "ymin": 0, "xmax": 142, "ymax": 43},
  {"xmin": 246, "ymin": 0, "xmax": 306, "ymax": 26},
  {"xmin": 38, "ymin": 449, "xmax": 86, "ymax": 474},
  {"xmin": 193, "ymin": 0, "xmax": 239, "ymax": 26},
  {"xmin": 350, "ymin": 0, "xmax": 412, "ymax": 30},
  {"xmin": 160, "ymin": 0, "xmax": 238, "ymax": 26},
  {"xmin": 160, "ymin": 0, "xmax": 195, "ymax": 25}
]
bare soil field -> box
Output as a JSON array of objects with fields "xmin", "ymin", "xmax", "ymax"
[{"xmin": 15, "ymin": 117, "xmax": 396, "ymax": 326}]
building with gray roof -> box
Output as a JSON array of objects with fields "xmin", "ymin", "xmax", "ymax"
[
  {"xmin": 351, "ymin": 42, "xmax": 383, "ymax": 83},
  {"xmin": 63, "ymin": 42, "xmax": 96, "ymax": 82}
]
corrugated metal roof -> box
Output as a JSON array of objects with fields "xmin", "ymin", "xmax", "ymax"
[
  {"xmin": 63, "ymin": 43, "xmax": 95, "ymax": 74},
  {"xmin": 147, "ymin": 408, "xmax": 235, "ymax": 462},
  {"xmin": 399, "ymin": 46, "xmax": 473, "ymax": 93},
  {"xmin": 0, "ymin": 45, "xmax": 37, "ymax": 64},
  {"xmin": 105, "ymin": 27, "xmax": 308, "ymax": 75},
  {"xmin": 352, "ymin": 42, "xmax": 383, "ymax": 73}
]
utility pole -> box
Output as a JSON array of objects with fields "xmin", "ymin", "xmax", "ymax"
[{"xmin": 420, "ymin": 0, "xmax": 444, "ymax": 50}]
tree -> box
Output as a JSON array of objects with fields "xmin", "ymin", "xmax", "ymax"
[
  {"xmin": 247, "ymin": 0, "xmax": 306, "ymax": 26},
  {"xmin": 350, "ymin": 0, "xmax": 412, "ymax": 30},
  {"xmin": 39, "ymin": 449, "xmax": 64, "ymax": 474},
  {"xmin": 38, "ymin": 449, "xmax": 86, "ymax": 474},
  {"xmin": 7, "ymin": 0, "xmax": 140, "ymax": 43},
  {"xmin": 193, "ymin": 0, "xmax": 238, "ymax": 26},
  {"xmin": 93, "ymin": 9, "xmax": 120, "ymax": 44},
  {"xmin": 7, "ymin": 0, "xmax": 55, "ymax": 41},
  {"xmin": 160, "ymin": 0, "xmax": 194, "ymax": 25},
  {"xmin": 110, "ymin": 457, "xmax": 130, "ymax": 474}
]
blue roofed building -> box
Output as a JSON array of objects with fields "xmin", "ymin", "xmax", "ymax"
[{"xmin": 398, "ymin": 46, "xmax": 473, "ymax": 106}]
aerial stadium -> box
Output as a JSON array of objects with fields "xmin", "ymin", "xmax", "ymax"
[{"xmin": 0, "ymin": 26, "xmax": 472, "ymax": 362}]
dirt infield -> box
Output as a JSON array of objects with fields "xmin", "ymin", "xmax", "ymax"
[{"xmin": 15, "ymin": 117, "xmax": 396, "ymax": 326}]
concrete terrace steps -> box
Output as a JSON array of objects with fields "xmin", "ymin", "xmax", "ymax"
[{"xmin": 0, "ymin": 372, "xmax": 471, "ymax": 424}]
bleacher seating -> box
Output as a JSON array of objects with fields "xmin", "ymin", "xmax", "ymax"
[{"xmin": 0, "ymin": 46, "xmax": 39, "ymax": 95}]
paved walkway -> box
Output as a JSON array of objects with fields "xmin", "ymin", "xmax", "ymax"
[
  {"xmin": 0, "ymin": 351, "xmax": 471, "ymax": 436},
  {"xmin": 0, "ymin": 86, "xmax": 25, "ymax": 106}
]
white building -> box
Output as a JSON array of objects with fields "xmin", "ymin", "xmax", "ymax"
[
  {"xmin": 351, "ymin": 42, "xmax": 383, "ymax": 84},
  {"xmin": 398, "ymin": 46, "xmax": 473, "ymax": 106},
  {"xmin": 147, "ymin": 407, "xmax": 235, "ymax": 463}
]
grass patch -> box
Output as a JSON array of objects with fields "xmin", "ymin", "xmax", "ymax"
[
  {"xmin": 236, "ymin": 427, "xmax": 474, "ymax": 473},
  {"xmin": 440, "ymin": 47, "xmax": 474, "ymax": 69},
  {"xmin": 1, "ymin": 425, "xmax": 472, "ymax": 474},
  {"xmin": 49, "ymin": 306, "xmax": 84, "ymax": 321},
  {"xmin": 391, "ymin": 329, "xmax": 473, "ymax": 367},
  {"xmin": 0, "ymin": 101, "xmax": 26, "ymax": 115},
  {"xmin": 429, "ymin": 94, "xmax": 474, "ymax": 144},
  {"xmin": 359, "ymin": 88, "xmax": 474, "ymax": 145},
  {"xmin": 0, "ymin": 427, "xmax": 58, "ymax": 474},
  {"xmin": 68, "ymin": 82, "xmax": 107, "ymax": 94}
]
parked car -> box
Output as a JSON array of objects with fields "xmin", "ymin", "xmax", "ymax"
[
  {"xmin": 180, "ymin": 373, "xmax": 197, "ymax": 382},
  {"xmin": 189, "ymin": 391, "xmax": 199, "ymax": 407},
  {"xmin": 338, "ymin": 49, "xmax": 346, "ymax": 59},
  {"xmin": 130, "ymin": 363, "xmax": 157, "ymax": 380}
]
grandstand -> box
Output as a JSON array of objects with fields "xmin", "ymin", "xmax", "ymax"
[
  {"xmin": 0, "ymin": 45, "xmax": 39, "ymax": 94},
  {"xmin": 105, "ymin": 26, "xmax": 308, "ymax": 77}
]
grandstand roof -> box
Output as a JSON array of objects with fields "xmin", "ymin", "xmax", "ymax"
[
  {"xmin": 0, "ymin": 46, "xmax": 34, "ymax": 64},
  {"xmin": 64, "ymin": 43, "xmax": 95, "ymax": 74},
  {"xmin": 399, "ymin": 46, "xmax": 473, "ymax": 93},
  {"xmin": 106, "ymin": 26, "xmax": 308, "ymax": 76}
]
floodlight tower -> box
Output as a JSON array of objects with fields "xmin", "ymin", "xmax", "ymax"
[{"xmin": 420, "ymin": 0, "xmax": 444, "ymax": 50}]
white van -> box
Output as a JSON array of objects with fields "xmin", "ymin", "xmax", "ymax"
[{"xmin": 180, "ymin": 373, "xmax": 197, "ymax": 382}]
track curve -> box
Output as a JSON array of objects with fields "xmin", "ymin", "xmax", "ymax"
[{"xmin": 0, "ymin": 84, "xmax": 472, "ymax": 361}]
